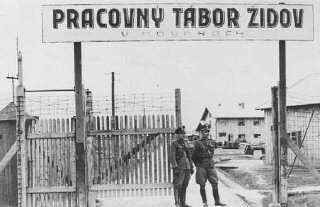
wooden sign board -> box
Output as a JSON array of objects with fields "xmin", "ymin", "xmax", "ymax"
[{"xmin": 42, "ymin": 3, "xmax": 314, "ymax": 42}]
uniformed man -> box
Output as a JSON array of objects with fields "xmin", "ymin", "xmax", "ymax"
[
  {"xmin": 192, "ymin": 124, "xmax": 226, "ymax": 206},
  {"xmin": 170, "ymin": 126, "xmax": 194, "ymax": 207}
]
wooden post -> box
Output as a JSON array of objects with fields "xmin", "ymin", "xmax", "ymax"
[
  {"xmin": 74, "ymin": 42, "xmax": 87, "ymax": 207},
  {"xmin": 278, "ymin": 40, "xmax": 288, "ymax": 206},
  {"xmin": 85, "ymin": 90, "xmax": 93, "ymax": 207},
  {"xmin": 286, "ymin": 139, "xmax": 320, "ymax": 181},
  {"xmin": 271, "ymin": 86, "xmax": 280, "ymax": 204},
  {"xmin": 175, "ymin": 89, "xmax": 182, "ymax": 128},
  {"xmin": 85, "ymin": 90, "xmax": 93, "ymax": 132},
  {"xmin": 16, "ymin": 51, "xmax": 27, "ymax": 207}
]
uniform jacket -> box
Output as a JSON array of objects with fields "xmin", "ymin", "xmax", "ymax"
[
  {"xmin": 170, "ymin": 139, "xmax": 193, "ymax": 170},
  {"xmin": 192, "ymin": 138, "xmax": 215, "ymax": 168}
]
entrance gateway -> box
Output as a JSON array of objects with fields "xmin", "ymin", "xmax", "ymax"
[{"xmin": 16, "ymin": 2, "xmax": 313, "ymax": 207}]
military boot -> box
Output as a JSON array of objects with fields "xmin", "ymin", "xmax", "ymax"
[
  {"xmin": 174, "ymin": 188, "xmax": 180, "ymax": 207},
  {"xmin": 212, "ymin": 186, "xmax": 226, "ymax": 206},
  {"xmin": 180, "ymin": 188, "xmax": 192, "ymax": 207},
  {"xmin": 200, "ymin": 188, "xmax": 208, "ymax": 207}
]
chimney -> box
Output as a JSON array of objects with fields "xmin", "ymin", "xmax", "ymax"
[{"xmin": 238, "ymin": 102, "xmax": 245, "ymax": 109}]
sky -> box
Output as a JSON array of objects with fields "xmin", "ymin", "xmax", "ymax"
[{"xmin": 0, "ymin": 0, "xmax": 320, "ymax": 130}]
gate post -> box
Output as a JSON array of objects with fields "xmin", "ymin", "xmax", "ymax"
[
  {"xmin": 271, "ymin": 86, "xmax": 280, "ymax": 206},
  {"xmin": 74, "ymin": 42, "xmax": 87, "ymax": 207},
  {"xmin": 278, "ymin": 40, "xmax": 288, "ymax": 206},
  {"xmin": 16, "ymin": 51, "xmax": 27, "ymax": 207}
]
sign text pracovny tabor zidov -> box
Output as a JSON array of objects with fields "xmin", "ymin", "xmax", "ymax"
[{"xmin": 42, "ymin": 3, "xmax": 314, "ymax": 42}]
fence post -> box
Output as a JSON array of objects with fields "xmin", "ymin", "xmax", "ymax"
[
  {"xmin": 85, "ymin": 90, "xmax": 93, "ymax": 131},
  {"xmin": 85, "ymin": 89, "xmax": 93, "ymax": 185},
  {"xmin": 175, "ymin": 89, "xmax": 182, "ymax": 128},
  {"xmin": 16, "ymin": 51, "xmax": 27, "ymax": 207}
]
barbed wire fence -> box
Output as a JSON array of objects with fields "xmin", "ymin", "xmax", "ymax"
[
  {"xmin": 5, "ymin": 91, "xmax": 176, "ymax": 120},
  {"xmin": 91, "ymin": 92, "xmax": 175, "ymax": 117},
  {"xmin": 24, "ymin": 94, "xmax": 76, "ymax": 118}
]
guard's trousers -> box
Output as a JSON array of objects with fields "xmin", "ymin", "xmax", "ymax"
[{"xmin": 173, "ymin": 169, "xmax": 191, "ymax": 204}]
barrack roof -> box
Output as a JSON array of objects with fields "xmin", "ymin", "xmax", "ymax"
[
  {"xmin": 256, "ymin": 73, "xmax": 320, "ymax": 110},
  {"xmin": 0, "ymin": 102, "xmax": 34, "ymax": 121}
]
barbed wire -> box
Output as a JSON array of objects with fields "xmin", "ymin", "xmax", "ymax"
[
  {"xmin": 90, "ymin": 92, "xmax": 175, "ymax": 116},
  {"xmin": 1, "ymin": 92, "xmax": 174, "ymax": 119}
]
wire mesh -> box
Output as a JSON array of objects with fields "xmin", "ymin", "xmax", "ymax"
[{"xmin": 286, "ymin": 104, "xmax": 320, "ymax": 167}]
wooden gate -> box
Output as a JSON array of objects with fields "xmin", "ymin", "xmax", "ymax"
[
  {"xmin": 23, "ymin": 115, "xmax": 176, "ymax": 207},
  {"xmin": 87, "ymin": 114, "xmax": 175, "ymax": 207},
  {"xmin": 17, "ymin": 89, "xmax": 181, "ymax": 207},
  {"xmin": 24, "ymin": 118, "xmax": 77, "ymax": 207}
]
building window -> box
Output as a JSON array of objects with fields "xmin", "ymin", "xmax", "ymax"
[
  {"xmin": 254, "ymin": 120, "xmax": 261, "ymax": 126},
  {"xmin": 0, "ymin": 135, "xmax": 2, "ymax": 139},
  {"xmin": 238, "ymin": 120, "xmax": 245, "ymax": 126},
  {"xmin": 238, "ymin": 134, "xmax": 245, "ymax": 139},
  {"xmin": 220, "ymin": 121, "xmax": 226, "ymax": 126},
  {"xmin": 289, "ymin": 131, "xmax": 302, "ymax": 146},
  {"xmin": 219, "ymin": 132, "xmax": 226, "ymax": 137},
  {"xmin": 254, "ymin": 134, "xmax": 261, "ymax": 139}
]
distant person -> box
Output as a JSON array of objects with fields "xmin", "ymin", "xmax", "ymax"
[
  {"xmin": 192, "ymin": 124, "xmax": 226, "ymax": 206},
  {"xmin": 192, "ymin": 134, "xmax": 200, "ymax": 141},
  {"xmin": 170, "ymin": 126, "xmax": 194, "ymax": 207}
]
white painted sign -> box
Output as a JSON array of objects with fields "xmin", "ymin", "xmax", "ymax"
[{"xmin": 42, "ymin": 3, "xmax": 314, "ymax": 42}]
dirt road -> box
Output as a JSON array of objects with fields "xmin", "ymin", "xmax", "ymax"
[
  {"xmin": 182, "ymin": 172, "xmax": 254, "ymax": 207},
  {"xmin": 97, "ymin": 169, "xmax": 262, "ymax": 207}
]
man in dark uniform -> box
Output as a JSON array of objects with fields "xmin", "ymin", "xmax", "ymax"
[
  {"xmin": 192, "ymin": 124, "xmax": 226, "ymax": 206},
  {"xmin": 170, "ymin": 126, "xmax": 194, "ymax": 207}
]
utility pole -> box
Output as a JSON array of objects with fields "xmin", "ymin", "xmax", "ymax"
[{"xmin": 6, "ymin": 75, "xmax": 18, "ymax": 103}]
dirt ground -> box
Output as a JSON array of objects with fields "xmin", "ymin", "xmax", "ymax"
[{"xmin": 215, "ymin": 149, "xmax": 320, "ymax": 207}]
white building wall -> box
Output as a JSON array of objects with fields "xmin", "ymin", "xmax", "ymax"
[
  {"xmin": 264, "ymin": 105, "xmax": 320, "ymax": 167},
  {"xmin": 214, "ymin": 117, "xmax": 264, "ymax": 144},
  {"xmin": 264, "ymin": 110, "xmax": 273, "ymax": 165}
]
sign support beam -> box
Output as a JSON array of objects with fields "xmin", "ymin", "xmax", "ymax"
[
  {"xmin": 278, "ymin": 40, "xmax": 287, "ymax": 207},
  {"xmin": 74, "ymin": 42, "xmax": 87, "ymax": 207}
]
